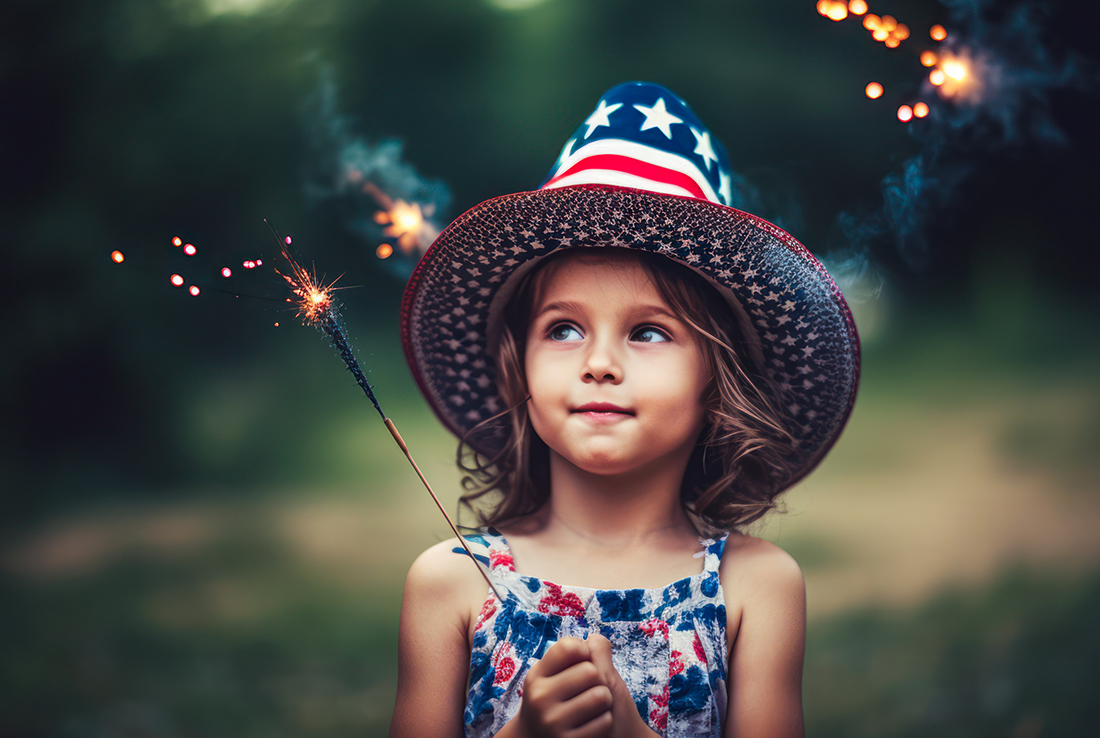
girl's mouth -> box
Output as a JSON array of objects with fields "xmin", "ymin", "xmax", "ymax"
[{"xmin": 572, "ymin": 402, "xmax": 635, "ymax": 417}]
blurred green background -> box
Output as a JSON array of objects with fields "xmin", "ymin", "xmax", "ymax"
[{"xmin": 3, "ymin": 0, "xmax": 1098, "ymax": 735}]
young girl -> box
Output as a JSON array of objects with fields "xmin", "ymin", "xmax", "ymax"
[{"xmin": 392, "ymin": 82, "xmax": 860, "ymax": 738}]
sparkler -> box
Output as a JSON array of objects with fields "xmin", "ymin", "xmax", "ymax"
[{"xmin": 273, "ymin": 224, "xmax": 503, "ymax": 601}]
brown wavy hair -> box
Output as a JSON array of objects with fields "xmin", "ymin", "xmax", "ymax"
[{"xmin": 457, "ymin": 249, "xmax": 797, "ymax": 535}]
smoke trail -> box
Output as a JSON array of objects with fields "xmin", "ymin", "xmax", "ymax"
[
  {"xmin": 301, "ymin": 66, "xmax": 451, "ymax": 278},
  {"xmin": 840, "ymin": 0, "xmax": 1096, "ymax": 272}
]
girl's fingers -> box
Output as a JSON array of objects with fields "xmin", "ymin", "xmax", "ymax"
[
  {"xmin": 583, "ymin": 634, "xmax": 618, "ymax": 688},
  {"xmin": 534, "ymin": 636, "xmax": 592, "ymax": 678}
]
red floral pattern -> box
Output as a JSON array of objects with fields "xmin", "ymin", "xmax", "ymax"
[{"xmin": 536, "ymin": 582, "xmax": 586, "ymax": 618}]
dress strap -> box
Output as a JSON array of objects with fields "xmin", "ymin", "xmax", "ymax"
[
  {"xmin": 700, "ymin": 534, "xmax": 728, "ymax": 573},
  {"xmin": 452, "ymin": 528, "xmax": 512, "ymax": 570}
]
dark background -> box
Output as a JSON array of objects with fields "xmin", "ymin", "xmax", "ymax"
[{"xmin": 3, "ymin": 0, "xmax": 1099, "ymax": 736}]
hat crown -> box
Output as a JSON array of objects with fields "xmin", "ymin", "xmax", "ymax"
[{"xmin": 541, "ymin": 82, "xmax": 735, "ymax": 207}]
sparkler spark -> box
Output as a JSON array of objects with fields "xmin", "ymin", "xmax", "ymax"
[{"xmin": 274, "ymin": 230, "xmax": 503, "ymax": 600}]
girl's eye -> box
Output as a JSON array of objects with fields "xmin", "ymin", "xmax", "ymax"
[
  {"xmin": 632, "ymin": 327, "xmax": 670, "ymax": 343},
  {"xmin": 548, "ymin": 324, "xmax": 583, "ymax": 342}
]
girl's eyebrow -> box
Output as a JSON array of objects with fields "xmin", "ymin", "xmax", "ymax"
[
  {"xmin": 533, "ymin": 300, "xmax": 586, "ymax": 318},
  {"xmin": 535, "ymin": 299, "xmax": 683, "ymax": 324}
]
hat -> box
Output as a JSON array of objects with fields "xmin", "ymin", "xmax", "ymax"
[{"xmin": 401, "ymin": 82, "xmax": 860, "ymax": 492}]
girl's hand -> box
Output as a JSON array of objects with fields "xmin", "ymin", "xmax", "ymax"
[
  {"xmin": 585, "ymin": 634, "xmax": 661, "ymax": 738},
  {"xmin": 513, "ymin": 636, "xmax": 614, "ymax": 738}
]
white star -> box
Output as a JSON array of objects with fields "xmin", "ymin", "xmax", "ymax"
[
  {"xmin": 555, "ymin": 138, "xmax": 576, "ymax": 168},
  {"xmin": 633, "ymin": 97, "xmax": 682, "ymax": 139},
  {"xmin": 719, "ymin": 170, "xmax": 732, "ymax": 205},
  {"xmin": 690, "ymin": 127, "xmax": 718, "ymax": 171},
  {"xmin": 583, "ymin": 100, "xmax": 622, "ymax": 138}
]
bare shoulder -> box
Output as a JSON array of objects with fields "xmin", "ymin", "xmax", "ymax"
[
  {"xmin": 404, "ymin": 537, "xmax": 490, "ymax": 611},
  {"xmin": 719, "ymin": 532, "xmax": 805, "ymax": 614}
]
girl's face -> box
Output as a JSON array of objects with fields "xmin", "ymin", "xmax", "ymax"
[{"xmin": 523, "ymin": 253, "xmax": 710, "ymax": 480}]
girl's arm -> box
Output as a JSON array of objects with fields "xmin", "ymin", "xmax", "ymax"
[
  {"xmin": 389, "ymin": 540, "xmax": 483, "ymax": 738},
  {"xmin": 722, "ymin": 538, "xmax": 807, "ymax": 738}
]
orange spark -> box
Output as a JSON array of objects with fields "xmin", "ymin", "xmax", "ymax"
[
  {"xmin": 930, "ymin": 24, "xmax": 947, "ymax": 41},
  {"xmin": 111, "ymin": 250, "xmax": 125, "ymax": 263},
  {"xmin": 376, "ymin": 200, "xmax": 432, "ymax": 253},
  {"xmin": 865, "ymin": 82, "xmax": 884, "ymax": 99},
  {"xmin": 921, "ymin": 50, "xmax": 938, "ymax": 67},
  {"xmin": 172, "ymin": 236, "xmax": 183, "ymax": 247},
  {"xmin": 863, "ymin": 13, "xmax": 880, "ymax": 30},
  {"xmin": 826, "ymin": 2, "xmax": 847, "ymax": 21},
  {"xmin": 278, "ymin": 249, "xmax": 342, "ymax": 325},
  {"xmin": 897, "ymin": 105, "xmax": 914, "ymax": 122},
  {"xmin": 913, "ymin": 102, "xmax": 930, "ymax": 118},
  {"xmin": 884, "ymin": 36, "xmax": 900, "ymax": 48},
  {"xmin": 189, "ymin": 285, "xmax": 201, "ymax": 296},
  {"xmin": 848, "ymin": 0, "xmax": 867, "ymax": 15},
  {"xmin": 929, "ymin": 68, "xmax": 946, "ymax": 85},
  {"xmin": 942, "ymin": 59, "xmax": 967, "ymax": 81},
  {"xmin": 170, "ymin": 274, "xmax": 185, "ymax": 287},
  {"xmin": 377, "ymin": 243, "xmax": 394, "ymax": 259}
]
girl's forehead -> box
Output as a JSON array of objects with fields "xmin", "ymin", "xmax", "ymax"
[{"xmin": 529, "ymin": 250, "xmax": 660, "ymax": 302}]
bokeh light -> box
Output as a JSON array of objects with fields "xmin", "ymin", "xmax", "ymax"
[{"xmin": 865, "ymin": 82, "xmax": 884, "ymax": 99}]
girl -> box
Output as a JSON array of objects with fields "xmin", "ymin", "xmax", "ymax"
[{"xmin": 392, "ymin": 82, "xmax": 860, "ymax": 738}]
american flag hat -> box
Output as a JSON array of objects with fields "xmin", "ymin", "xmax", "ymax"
[{"xmin": 401, "ymin": 82, "xmax": 860, "ymax": 493}]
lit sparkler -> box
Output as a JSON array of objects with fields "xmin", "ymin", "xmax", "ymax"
[
  {"xmin": 274, "ymin": 226, "xmax": 502, "ymax": 600},
  {"xmin": 814, "ymin": 1, "xmax": 981, "ymax": 121}
]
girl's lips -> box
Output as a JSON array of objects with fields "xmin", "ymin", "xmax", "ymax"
[{"xmin": 572, "ymin": 403, "xmax": 635, "ymax": 416}]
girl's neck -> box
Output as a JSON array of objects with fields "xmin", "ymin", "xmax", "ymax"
[{"xmin": 537, "ymin": 451, "xmax": 699, "ymax": 547}]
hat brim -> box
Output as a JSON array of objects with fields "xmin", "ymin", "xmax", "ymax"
[{"xmin": 401, "ymin": 183, "xmax": 860, "ymax": 492}]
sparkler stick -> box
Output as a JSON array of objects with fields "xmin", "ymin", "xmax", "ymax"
[{"xmin": 273, "ymin": 226, "xmax": 504, "ymax": 601}]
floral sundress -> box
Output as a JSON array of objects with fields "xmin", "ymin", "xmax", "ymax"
[{"xmin": 455, "ymin": 528, "xmax": 729, "ymax": 738}]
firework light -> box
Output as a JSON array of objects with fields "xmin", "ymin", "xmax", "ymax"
[
  {"xmin": 302, "ymin": 67, "xmax": 450, "ymax": 277},
  {"xmin": 835, "ymin": 0, "xmax": 1092, "ymax": 271},
  {"xmin": 274, "ymin": 226, "xmax": 501, "ymax": 599}
]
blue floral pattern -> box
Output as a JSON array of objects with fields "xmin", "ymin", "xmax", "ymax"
[{"xmin": 457, "ymin": 529, "xmax": 728, "ymax": 737}]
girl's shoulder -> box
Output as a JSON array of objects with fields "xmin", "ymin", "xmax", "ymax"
[
  {"xmin": 405, "ymin": 537, "xmax": 490, "ymax": 595},
  {"xmin": 719, "ymin": 531, "xmax": 805, "ymax": 603}
]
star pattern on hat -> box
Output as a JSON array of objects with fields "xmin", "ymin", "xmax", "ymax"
[
  {"xmin": 719, "ymin": 171, "xmax": 732, "ymax": 206},
  {"xmin": 583, "ymin": 99, "xmax": 623, "ymax": 139},
  {"xmin": 633, "ymin": 97, "xmax": 683, "ymax": 139},
  {"xmin": 690, "ymin": 127, "xmax": 718, "ymax": 171}
]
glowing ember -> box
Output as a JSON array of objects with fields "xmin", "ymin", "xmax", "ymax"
[
  {"xmin": 897, "ymin": 105, "xmax": 914, "ymax": 122},
  {"xmin": 170, "ymin": 274, "xmax": 185, "ymax": 287},
  {"xmin": 278, "ymin": 249, "xmax": 341, "ymax": 325},
  {"xmin": 817, "ymin": 0, "xmax": 847, "ymax": 20},
  {"xmin": 929, "ymin": 69, "xmax": 946, "ymax": 86},
  {"xmin": 189, "ymin": 285, "xmax": 201, "ymax": 296},
  {"xmin": 183, "ymin": 243, "xmax": 197, "ymax": 256},
  {"xmin": 863, "ymin": 13, "xmax": 879, "ymax": 30},
  {"xmin": 893, "ymin": 24, "xmax": 909, "ymax": 40},
  {"xmin": 884, "ymin": 36, "xmax": 900, "ymax": 48},
  {"xmin": 375, "ymin": 200, "xmax": 432, "ymax": 254},
  {"xmin": 930, "ymin": 24, "xmax": 947, "ymax": 41},
  {"xmin": 847, "ymin": 0, "xmax": 867, "ymax": 14},
  {"xmin": 913, "ymin": 102, "xmax": 930, "ymax": 118},
  {"xmin": 377, "ymin": 243, "xmax": 394, "ymax": 259},
  {"xmin": 921, "ymin": 50, "xmax": 938, "ymax": 67},
  {"xmin": 243, "ymin": 260, "xmax": 256, "ymax": 269},
  {"xmin": 221, "ymin": 267, "xmax": 232, "ymax": 278},
  {"xmin": 111, "ymin": 250, "xmax": 125, "ymax": 263},
  {"xmin": 172, "ymin": 236, "xmax": 183, "ymax": 247},
  {"xmin": 865, "ymin": 82, "xmax": 884, "ymax": 99},
  {"xmin": 942, "ymin": 59, "xmax": 967, "ymax": 81}
]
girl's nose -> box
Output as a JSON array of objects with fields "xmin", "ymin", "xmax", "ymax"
[{"xmin": 582, "ymin": 338, "xmax": 622, "ymax": 384}]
